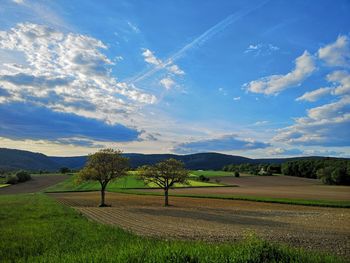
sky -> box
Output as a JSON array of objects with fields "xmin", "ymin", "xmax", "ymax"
[{"xmin": 0, "ymin": 0, "xmax": 349, "ymax": 157}]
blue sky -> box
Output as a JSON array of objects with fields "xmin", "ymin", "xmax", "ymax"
[{"xmin": 0, "ymin": 0, "xmax": 349, "ymax": 157}]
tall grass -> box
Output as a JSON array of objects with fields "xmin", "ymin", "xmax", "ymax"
[{"xmin": 0, "ymin": 194, "xmax": 345, "ymax": 262}]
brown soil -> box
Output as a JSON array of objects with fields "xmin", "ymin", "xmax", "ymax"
[
  {"xmin": 0, "ymin": 175, "xmax": 69, "ymax": 195},
  {"xmin": 49, "ymin": 191, "xmax": 350, "ymax": 258},
  {"xmin": 140, "ymin": 176, "xmax": 350, "ymax": 201}
]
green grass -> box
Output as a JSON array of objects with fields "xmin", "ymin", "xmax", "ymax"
[
  {"xmin": 0, "ymin": 194, "xmax": 345, "ymax": 262},
  {"xmin": 116, "ymin": 190, "xmax": 350, "ymax": 208},
  {"xmin": 190, "ymin": 170, "xmax": 234, "ymax": 177},
  {"xmin": 46, "ymin": 174, "xmax": 223, "ymax": 193},
  {"xmin": 0, "ymin": 183, "xmax": 9, "ymax": 188}
]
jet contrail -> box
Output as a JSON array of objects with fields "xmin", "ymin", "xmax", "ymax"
[{"xmin": 128, "ymin": 0, "xmax": 269, "ymax": 84}]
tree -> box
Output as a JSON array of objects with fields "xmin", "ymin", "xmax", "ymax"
[
  {"xmin": 138, "ymin": 158, "xmax": 189, "ymax": 206},
  {"xmin": 234, "ymin": 171, "xmax": 240, "ymax": 177},
  {"xmin": 59, "ymin": 167, "xmax": 70, "ymax": 174},
  {"xmin": 77, "ymin": 149, "xmax": 129, "ymax": 207}
]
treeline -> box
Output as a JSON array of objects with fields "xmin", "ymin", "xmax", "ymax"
[
  {"xmin": 0, "ymin": 170, "xmax": 32, "ymax": 185},
  {"xmin": 222, "ymin": 158, "xmax": 350, "ymax": 185},
  {"xmin": 222, "ymin": 163, "xmax": 281, "ymax": 175},
  {"xmin": 282, "ymin": 159, "xmax": 350, "ymax": 185}
]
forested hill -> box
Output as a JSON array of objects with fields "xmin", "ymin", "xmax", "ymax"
[{"xmin": 0, "ymin": 148, "xmax": 346, "ymax": 172}]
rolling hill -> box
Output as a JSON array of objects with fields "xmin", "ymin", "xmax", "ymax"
[{"xmin": 0, "ymin": 148, "xmax": 344, "ymax": 172}]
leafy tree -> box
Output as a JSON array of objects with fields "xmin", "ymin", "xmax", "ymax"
[
  {"xmin": 77, "ymin": 149, "xmax": 129, "ymax": 207},
  {"xmin": 59, "ymin": 167, "xmax": 70, "ymax": 174},
  {"xmin": 138, "ymin": 158, "xmax": 189, "ymax": 206},
  {"xmin": 234, "ymin": 171, "xmax": 240, "ymax": 177},
  {"xmin": 15, "ymin": 170, "xmax": 31, "ymax": 182}
]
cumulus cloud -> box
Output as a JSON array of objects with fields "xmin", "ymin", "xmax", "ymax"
[
  {"xmin": 274, "ymin": 95, "xmax": 350, "ymax": 146},
  {"xmin": 142, "ymin": 48, "xmax": 184, "ymax": 89},
  {"xmin": 267, "ymin": 147, "xmax": 303, "ymax": 156},
  {"xmin": 159, "ymin": 78, "xmax": 175, "ymax": 90},
  {"xmin": 328, "ymin": 70, "xmax": 350, "ymax": 95},
  {"xmin": 0, "ymin": 23, "xmax": 156, "ymax": 128},
  {"xmin": 0, "ymin": 102, "xmax": 140, "ymax": 145},
  {"xmin": 245, "ymin": 51, "xmax": 315, "ymax": 95},
  {"xmin": 318, "ymin": 35, "xmax": 350, "ymax": 67},
  {"xmin": 172, "ymin": 134, "xmax": 270, "ymax": 154},
  {"xmin": 296, "ymin": 87, "xmax": 333, "ymax": 102}
]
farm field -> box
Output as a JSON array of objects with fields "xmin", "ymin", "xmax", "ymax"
[
  {"xmin": 135, "ymin": 175, "xmax": 350, "ymax": 204},
  {"xmin": 1, "ymin": 193, "xmax": 342, "ymax": 263},
  {"xmin": 49, "ymin": 191, "xmax": 350, "ymax": 259},
  {"xmin": 46, "ymin": 173, "xmax": 223, "ymax": 192},
  {"xmin": 0, "ymin": 174, "xmax": 69, "ymax": 195},
  {"xmin": 190, "ymin": 170, "xmax": 236, "ymax": 177}
]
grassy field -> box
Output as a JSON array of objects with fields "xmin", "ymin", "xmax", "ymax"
[
  {"xmin": 190, "ymin": 170, "xmax": 235, "ymax": 177},
  {"xmin": 46, "ymin": 174, "xmax": 223, "ymax": 193},
  {"xmin": 0, "ymin": 184, "xmax": 9, "ymax": 188},
  {"xmin": 0, "ymin": 193, "xmax": 344, "ymax": 263}
]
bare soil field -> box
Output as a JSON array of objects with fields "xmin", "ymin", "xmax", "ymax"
[
  {"xmin": 0, "ymin": 175, "xmax": 69, "ymax": 195},
  {"xmin": 140, "ymin": 175, "xmax": 350, "ymax": 201},
  {"xmin": 49, "ymin": 191, "xmax": 350, "ymax": 258}
]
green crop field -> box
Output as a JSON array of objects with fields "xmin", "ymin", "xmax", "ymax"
[
  {"xmin": 190, "ymin": 170, "xmax": 237, "ymax": 177},
  {"xmin": 0, "ymin": 194, "xmax": 343, "ymax": 263},
  {"xmin": 46, "ymin": 173, "xmax": 223, "ymax": 193}
]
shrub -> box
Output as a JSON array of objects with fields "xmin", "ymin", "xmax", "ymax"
[
  {"xmin": 198, "ymin": 175, "xmax": 210, "ymax": 182},
  {"xmin": 234, "ymin": 171, "xmax": 240, "ymax": 177},
  {"xmin": 6, "ymin": 174, "xmax": 18, "ymax": 184},
  {"xmin": 15, "ymin": 170, "xmax": 31, "ymax": 182},
  {"xmin": 59, "ymin": 167, "xmax": 71, "ymax": 174}
]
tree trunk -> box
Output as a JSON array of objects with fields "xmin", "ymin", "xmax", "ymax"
[
  {"xmin": 99, "ymin": 186, "xmax": 106, "ymax": 207},
  {"xmin": 164, "ymin": 188, "xmax": 169, "ymax": 206}
]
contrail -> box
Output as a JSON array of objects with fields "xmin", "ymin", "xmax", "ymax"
[{"xmin": 128, "ymin": 0, "xmax": 269, "ymax": 84}]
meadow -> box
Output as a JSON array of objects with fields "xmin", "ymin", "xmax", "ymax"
[
  {"xmin": 0, "ymin": 193, "xmax": 346, "ymax": 263},
  {"xmin": 46, "ymin": 172, "xmax": 223, "ymax": 192}
]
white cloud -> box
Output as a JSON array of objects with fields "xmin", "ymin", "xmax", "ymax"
[
  {"xmin": 245, "ymin": 51, "xmax": 316, "ymax": 95},
  {"xmin": 141, "ymin": 48, "xmax": 184, "ymax": 90},
  {"xmin": 327, "ymin": 70, "xmax": 350, "ymax": 95},
  {"xmin": 12, "ymin": 0, "xmax": 24, "ymax": 4},
  {"xmin": 0, "ymin": 23, "xmax": 156, "ymax": 126},
  {"xmin": 244, "ymin": 43, "xmax": 279, "ymax": 55},
  {"xmin": 233, "ymin": 96, "xmax": 241, "ymax": 101},
  {"xmin": 127, "ymin": 21, "xmax": 140, "ymax": 33},
  {"xmin": 142, "ymin": 49, "xmax": 162, "ymax": 66},
  {"xmin": 267, "ymin": 147, "xmax": 303, "ymax": 156},
  {"xmin": 296, "ymin": 87, "xmax": 333, "ymax": 102},
  {"xmin": 254, "ymin": 120, "xmax": 269, "ymax": 126},
  {"xmin": 318, "ymin": 35, "xmax": 350, "ymax": 67},
  {"xmin": 274, "ymin": 96, "xmax": 350, "ymax": 146},
  {"xmin": 159, "ymin": 78, "xmax": 175, "ymax": 90},
  {"xmin": 167, "ymin": 64, "xmax": 185, "ymax": 75}
]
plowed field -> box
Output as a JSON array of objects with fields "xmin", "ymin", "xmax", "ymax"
[{"xmin": 49, "ymin": 191, "xmax": 350, "ymax": 258}]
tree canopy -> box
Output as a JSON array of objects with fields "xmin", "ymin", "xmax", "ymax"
[
  {"xmin": 138, "ymin": 158, "xmax": 189, "ymax": 206},
  {"xmin": 77, "ymin": 149, "xmax": 129, "ymax": 207}
]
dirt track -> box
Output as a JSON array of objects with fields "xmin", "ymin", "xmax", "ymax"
[
  {"xmin": 49, "ymin": 191, "xmax": 350, "ymax": 258},
  {"xmin": 0, "ymin": 175, "xmax": 69, "ymax": 195},
  {"xmin": 140, "ymin": 176, "xmax": 350, "ymax": 201}
]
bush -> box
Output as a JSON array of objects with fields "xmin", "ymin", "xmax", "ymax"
[
  {"xmin": 59, "ymin": 167, "xmax": 71, "ymax": 174},
  {"xmin": 6, "ymin": 174, "xmax": 18, "ymax": 184},
  {"xmin": 15, "ymin": 170, "xmax": 31, "ymax": 182},
  {"xmin": 198, "ymin": 175, "xmax": 210, "ymax": 182},
  {"xmin": 234, "ymin": 171, "xmax": 240, "ymax": 177}
]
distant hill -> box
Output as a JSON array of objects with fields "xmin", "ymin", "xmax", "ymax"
[
  {"xmin": 0, "ymin": 148, "xmax": 60, "ymax": 171},
  {"xmin": 0, "ymin": 148, "xmax": 345, "ymax": 172}
]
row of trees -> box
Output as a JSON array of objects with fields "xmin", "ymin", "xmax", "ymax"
[
  {"xmin": 78, "ymin": 149, "xmax": 188, "ymax": 207},
  {"xmin": 222, "ymin": 163, "xmax": 281, "ymax": 175},
  {"xmin": 281, "ymin": 159, "xmax": 350, "ymax": 185}
]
